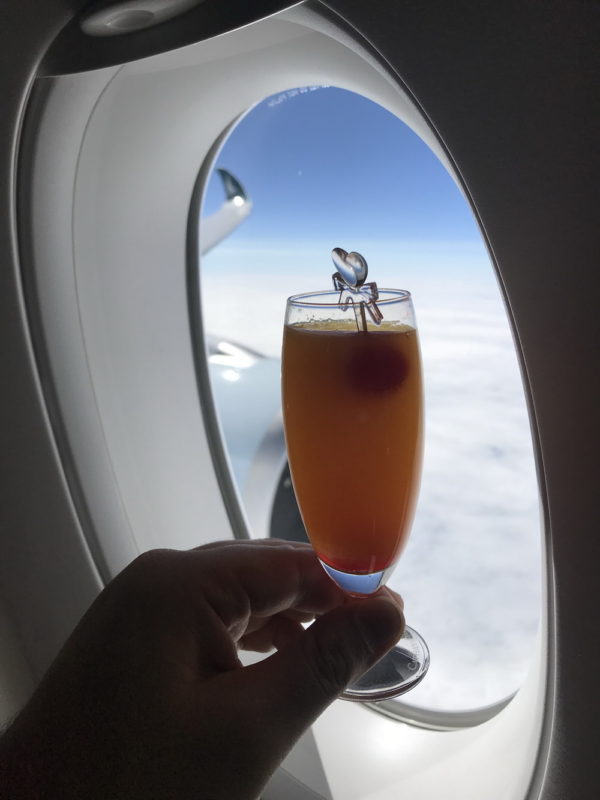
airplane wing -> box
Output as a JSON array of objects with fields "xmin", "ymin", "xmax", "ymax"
[{"xmin": 200, "ymin": 168, "xmax": 252, "ymax": 254}]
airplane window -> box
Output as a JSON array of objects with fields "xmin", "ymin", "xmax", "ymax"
[{"xmin": 198, "ymin": 87, "xmax": 541, "ymax": 718}]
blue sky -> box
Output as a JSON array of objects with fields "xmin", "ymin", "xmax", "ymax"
[{"xmin": 202, "ymin": 86, "xmax": 483, "ymax": 251}]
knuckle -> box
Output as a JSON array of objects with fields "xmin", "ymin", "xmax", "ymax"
[
  {"xmin": 305, "ymin": 636, "xmax": 356, "ymax": 699},
  {"xmin": 126, "ymin": 548, "xmax": 181, "ymax": 593},
  {"xmin": 131, "ymin": 547, "xmax": 174, "ymax": 573}
]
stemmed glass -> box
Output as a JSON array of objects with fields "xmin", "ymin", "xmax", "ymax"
[{"xmin": 281, "ymin": 252, "xmax": 429, "ymax": 701}]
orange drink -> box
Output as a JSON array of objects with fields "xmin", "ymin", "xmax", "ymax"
[{"xmin": 282, "ymin": 313, "xmax": 423, "ymax": 577}]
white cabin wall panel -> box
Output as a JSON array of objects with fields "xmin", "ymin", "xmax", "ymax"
[
  {"xmin": 27, "ymin": 71, "xmax": 140, "ymax": 579},
  {"xmin": 71, "ymin": 64, "xmax": 261, "ymax": 559},
  {"xmin": 314, "ymin": 625, "xmax": 546, "ymax": 800},
  {"xmin": 0, "ymin": 0, "xmax": 107, "ymax": 684}
]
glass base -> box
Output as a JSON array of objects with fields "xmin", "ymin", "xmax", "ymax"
[
  {"xmin": 319, "ymin": 560, "xmax": 390, "ymax": 594},
  {"xmin": 341, "ymin": 625, "xmax": 430, "ymax": 702}
]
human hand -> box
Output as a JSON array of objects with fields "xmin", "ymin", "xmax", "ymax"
[{"xmin": 0, "ymin": 539, "xmax": 404, "ymax": 799}]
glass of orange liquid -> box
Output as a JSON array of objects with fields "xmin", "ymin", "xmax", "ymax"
[{"xmin": 282, "ymin": 287, "xmax": 429, "ymax": 700}]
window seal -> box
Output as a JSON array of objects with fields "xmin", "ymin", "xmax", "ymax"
[
  {"xmin": 186, "ymin": 118, "xmax": 251, "ymax": 542},
  {"xmin": 366, "ymin": 695, "xmax": 513, "ymax": 731}
]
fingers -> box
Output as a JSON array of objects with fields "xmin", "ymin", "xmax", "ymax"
[
  {"xmin": 185, "ymin": 540, "xmax": 346, "ymax": 629},
  {"xmin": 123, "ymin": 542, "xmax": 405, "ymax": 690},
  {"xmin": 237, "ymin": 594, "xmax": 405, "ymax": 743},
  {"xmin": 377, "ymin": 585, "xmax": 404, "ymax": 612},
  {"xmin": 239, "ymin": 615, "xmax": 305, "ymax": 652},
  {"xmin": 238, "ymin": 606, "xmax": 316, "ymax": 651}
]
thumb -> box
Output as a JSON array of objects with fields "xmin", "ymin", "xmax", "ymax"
[{"xmin": 245, "ymin": 594, "xmax": 405, "ymax": 738}]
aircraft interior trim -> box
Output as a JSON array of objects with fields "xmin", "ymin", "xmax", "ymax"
[{"xmin": 1, "ymin": 1, "xmax": 598, "ymax": 798}]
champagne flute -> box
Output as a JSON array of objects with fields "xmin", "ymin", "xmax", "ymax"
[{"xmin": 281, "ymin": 251, "xmax": 429, "ymax": 701}]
